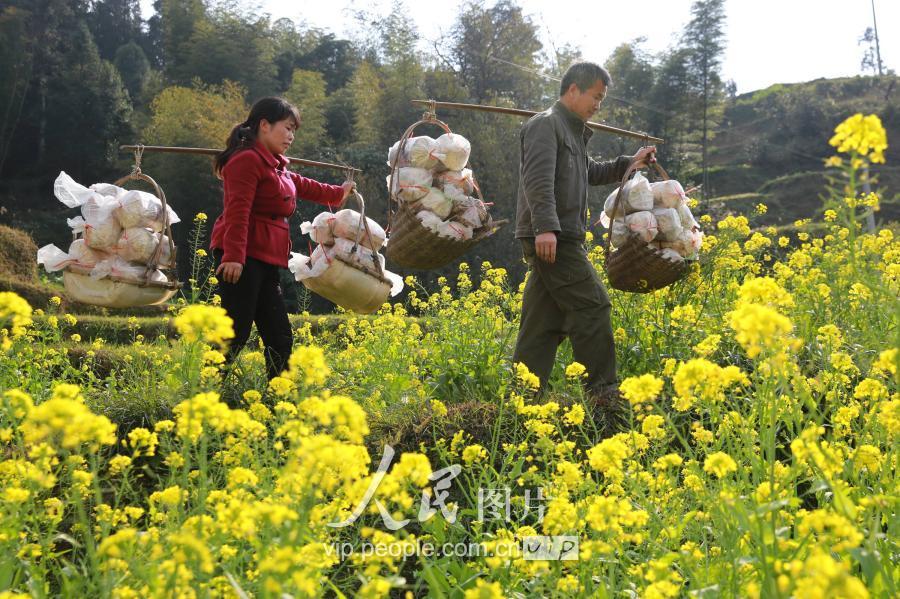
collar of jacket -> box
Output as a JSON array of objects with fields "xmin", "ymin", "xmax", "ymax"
[
  {"xmin": 553, "ymin": 101, "xmax": 594, "ymax": 145},
  {"xmin": 252, "ymin": 140, "xmax": 290, "ymax": 170}
]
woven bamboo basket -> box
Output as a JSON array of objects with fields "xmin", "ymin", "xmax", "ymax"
[
  {"xmin": 63, "ymin": 156, "xmax": 181, "ymax": 308},
  {"xmin": 604, "ymin": 160, "xmax": 692, "ymax": 293},
  {"xmin": 384, "ymin": 114, "xmax": 505, "ymax": 270},
  {"xmin": 299, "ymin": 190, "xmax": 392, "ymax": 314}
]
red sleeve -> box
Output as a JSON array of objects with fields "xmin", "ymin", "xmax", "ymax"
[
  {"xmin": 221, "ymin": 151, "xmax": 261, "ymax": 264},
  {"xmin": 290, "ymin": 172, "xmax": 344, "ymax": 208}
]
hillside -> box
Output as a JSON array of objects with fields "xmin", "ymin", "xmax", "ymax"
[{"xmin": 700, "ymin": 75, "xmax": 900, "ymax": 226}]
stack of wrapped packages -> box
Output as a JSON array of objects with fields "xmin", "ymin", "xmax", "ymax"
[
  {"xmin": 599, "ymin": 172, "xmax": 703, "ymax": 262},
  {"xmin": 290, "ymin": 208, "xmax": 403, "ymax": 296},
  {"xmin": 386, "ymin": 133, "xmax": 491, "ymax": 241},
  {"xmin": 37, "ymin": 172, "xmax": 179, "ymax": 283}
]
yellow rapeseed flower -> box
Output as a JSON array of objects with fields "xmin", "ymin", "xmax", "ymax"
[
  {"xmin": 703, "ymin": 452, "xmax": 738, "ymax": 478},
  {"xmin": 829, "ymin": 113, "xmax": 887, "ymax": 163},
  {"xmin": 173, "ymin": 305, "xmax": 234, "ymax": 348},
  {"xmin": 565, "ymin": 361, "xmax": 587, "ymax": 379},
  {"xmin": 620, "ymin": 374, "xmax": 664, "ymax": 406},
  {"xmin": 287, "ymin": 345, "xmax": 330, "ymax": 386}
]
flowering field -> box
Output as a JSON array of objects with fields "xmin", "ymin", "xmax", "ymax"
[{"xmin": 0, "ymin": 116, "xmax": 897, "ymax": 598}]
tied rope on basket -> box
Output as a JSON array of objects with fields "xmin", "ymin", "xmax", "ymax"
[
  {"xmin": 384, "ymin": 101, "xmax": 507, "ymax": 270},
  {"xmin": 602, "ymin": 151, "xmax": 693, "ymax": 293}
]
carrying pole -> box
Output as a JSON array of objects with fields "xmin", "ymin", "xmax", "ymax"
[
  {"xmin": 411, "ymin": 100, "xmax": 664, "ymax": 144},
  {"xmin": 120, "ymin": 144, "xmax": 361, "ymax": 173}
]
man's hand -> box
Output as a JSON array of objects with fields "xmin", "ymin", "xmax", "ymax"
[
  {"xmin": 535, "ymin": 231, "xmax": 557, "ymax": 263},
  {"xmin": 631, "ymin": 146, "xmax": 658, "ymax": 169},
  {"xmin": 341, "ymin": 181, "xmax": 356, "ymax": 202},
  {"xmin": 216, "ymin": 261, "xmax": 243, "ymax": 284}
]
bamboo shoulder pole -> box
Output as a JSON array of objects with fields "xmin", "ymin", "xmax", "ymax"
[
  {"xmin": 411, "ymin": 100, "xmax": 664, "ymax": 144},
  {"xmin": 119, "ymin": 145, "xmax": 360, "ymax": 173}
]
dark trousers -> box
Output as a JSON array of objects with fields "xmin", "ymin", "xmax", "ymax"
[
  {"xmin": 213, "ymin": 250, "xmax": 292, "ymax": 380},
  {"xmin": 512, "ymin": 239, "xmax": 617, "ymax": 393}
]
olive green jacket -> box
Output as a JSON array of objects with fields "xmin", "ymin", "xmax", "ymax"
[{"xmin": 515, "ymin": 101, "xmax": 633, "ymax": 242}]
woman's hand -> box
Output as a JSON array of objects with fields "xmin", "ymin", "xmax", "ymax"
[
  {"xmin": 216, "ymin": 261, "xmax": 244, "ymax": 284},
  {"xmin": 341, "ymin": 180, "xmax": 356, "ymax": 202}
]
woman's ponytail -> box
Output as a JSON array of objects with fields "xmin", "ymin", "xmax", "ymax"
[
  {"xmin": 214, "ymin": 121, "xmax": 255, "ymax": 177},
  {"xmin": 213, "ymin": 98, "xmax": 301, "ymax": 178}
]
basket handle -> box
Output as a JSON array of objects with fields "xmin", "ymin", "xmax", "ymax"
[
  {"xmin": 114, "ymin": 146, "xmax": 177, "ymax": 287},
  {"xmin": 602, "ymin": 154, "xmax": 669, "ymax": 257},
  {"xmin": 387, "ymin": 109, "xmax": 453, "ymax": 233},
  {"xmin": 340, "ymin": 187, "xmax": 386, "ymax": 279}
]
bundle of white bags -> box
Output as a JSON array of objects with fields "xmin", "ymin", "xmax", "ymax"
[
  {"xmin": 386, "ymin": 133, "xmax": 490, "ymax": 242},
  {"xmin": 37, "ymin": 171, "xmax": 179, "ymax": 282},
  {"xmin": 599, "ymin": 172, "xmax": 703, "ymax": 262},
  {"xmin": 291, "ymin": 209, "xmax": 403, "ymax": 296}
]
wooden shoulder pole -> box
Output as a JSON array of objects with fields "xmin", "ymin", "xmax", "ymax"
[
  {"xmin": 411, "ymin": 100, "xmax": 664, "ymax": 144},
  {"xmin": 119, "ymin": 145, "xmax": 361, "ymax": 173}
]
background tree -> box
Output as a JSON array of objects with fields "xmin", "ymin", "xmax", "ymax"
[
  {"xmin": 681, "ymin": 0, "xmax": 727, "ymax": 201},
  {"xmin": 157, "ymin": 0, "xmax": 205, "ymax": 82},
  {"xmin": 0, "ymin": 5, "xmax": 34, "ymax": 175},
  {"xmin": 44, "ymin": 22, "xmax": 133, "ymax": 180},
  {"xmin": 283, "ymin": 70, "xmax": 327, "ymax": 155},
  {"xmin": 449, "ymin": 0, "xmax": 543, "ymax": 107},
  {"xmin": 114, "ymin": 41, "xmax": 151, "ymax": 101},
  {"xmin": 177, "ymin": 4, "xmax": 278, "ymax": 100},
  {"xmin": 348, "ymin": 61, "xmax": 384, "ymax": 149},
  {"xmin": 86, "ymin": 0, "xmax": 144, "ymax": 61}
]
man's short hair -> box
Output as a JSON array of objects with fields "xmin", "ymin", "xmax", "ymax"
[{"xmin": 559, "ymin": 62, "xmax": 612, "ymax": 96}]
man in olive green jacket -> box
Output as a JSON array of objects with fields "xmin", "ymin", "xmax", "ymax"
[{"xmin": 513, "ymin": 61, "xmax": 656, "ymax": 399}]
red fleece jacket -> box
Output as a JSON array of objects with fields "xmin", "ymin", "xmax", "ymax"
[{"xmin": 210, "ymin": 142, "xmax": 343, "ymax": 267}]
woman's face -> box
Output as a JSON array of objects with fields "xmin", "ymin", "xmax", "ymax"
[{"xmin": 258, "ymin": 117, "xmax": 298, "ymax": 155}]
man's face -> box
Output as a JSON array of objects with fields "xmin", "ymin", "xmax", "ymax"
[{"xmin": 566, "ymin": 80, "xmax": 607, "ymax": 121}]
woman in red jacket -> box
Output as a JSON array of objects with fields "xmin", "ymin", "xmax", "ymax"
[{"xmin": 210, "ymin": 97, "xmax": 354, "ymax": 380}]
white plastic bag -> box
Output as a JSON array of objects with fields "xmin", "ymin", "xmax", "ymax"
[
  {"xmin": 651, "ymin": 180, "xmax": 687, "ymax": 209},
  {"xmin": 54, "ymin": 171, "xmax": 98, "ymax": 208},
  {"xmin": 416, "ymin": 210, "xmax": 472, "ymax": 240},
  {"xmin": 603, "ymin": 188, "xmax": 625, "ymax": 221},
  {"xmin": 621, "ymin": 172, "xmax": 654, "ymax": 214},
  {"xmin": 331, "ymin": 237, "xmax": 380, "ymax": 269},
  {"xmin": 652, "ymin": 208, "xmax": 682, "ymax": 242},
  {"xmin": 659, "ymin": 229, "xmax": 704, "ymax": 258},
  {"xmin": 91, "ymin": 256, "xmax": 166, "ymax": 283},
  {"xmin": 68, "ymin": 213, "xmax": 122, "ymax": 251},
  {"xmin": 417, "ymin": 187, "xmax": 453, "ymax": 219},
  {"xmin": 624, "ymin": 211, "xmax": 658, "ymax": 243},
  {"xmin": 437, "ymin": 169, "xmax": 475, "ymax": 196},
  {"xmin": 387, "ymin": 136, "xmax": 439, "ymax": 170},
  {"xmin": 38, "ymin": 241, "xmax": 113, "ymax": 273},
  {"xmin": 115, "ymin": 189, "xmax": 181, "ymax": 231},
  {"xmin": 433, "ymin": 133, "xmax": 472, "ymax": 171},
  {"xmin": 386, "ymin": 167, "xmax": 433, "ymax": 203},
  {"xmin": 300, "ymin": 211, "xmax": 336, "ymax": 246},
  {"xmin": 438, "ymin": 220, "xmax": 473, "ymax": 241},
  {"xmin": 677, "ymin": 203, "xmax": 700, "ymax": 231},
  {"xmin": 610, "ymin": 220, "xmax": 630, "ymax": 247},
  {"xmin": 658, "ymin": 247, "xmax": 685, "ymax": 263},
  {"xmin": 452, "ymin": 196, "xmax": 487, "ymax": 229},
  {"xmin": 90, "ymin": 182, "xmax": 127, "ymax": 198},
  {"xmin": 331, "ymin": 209, "xmax": 386, "ymax": 251},
  {"xmin": 289, "ymin": 245, "xmax": 333, "ymax": 281},
  {"xmin": 115, "ymin": 227, "xmax": 172, "ymax": 266},
  {"xmin": 416, "ymin": 210, "xmax": 444, "ymax": 234},
  {"xmin": 604, "ymin": 172, "xmax": 653, "ymax": 219}
]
